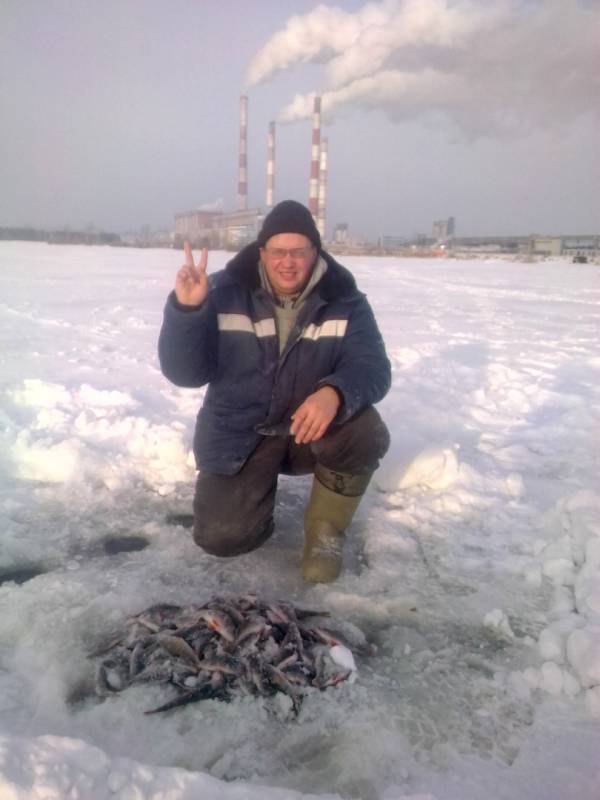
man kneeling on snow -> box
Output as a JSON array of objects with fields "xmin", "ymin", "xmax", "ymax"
[{"xmin": 158, "ymin": 200, "xmax": 391, "ymax": 582}]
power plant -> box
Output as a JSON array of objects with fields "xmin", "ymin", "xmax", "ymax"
[{"xmin": 175, "ymin": 95, "xmax": 327, "ymax": 249}]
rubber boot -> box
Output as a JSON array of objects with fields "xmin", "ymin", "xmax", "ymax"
[{"xmin": 301, "ymin": 465, "xmax": 372, "ymax": 583}]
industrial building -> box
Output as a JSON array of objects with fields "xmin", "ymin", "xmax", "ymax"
[
  {"xmin": 174, "ymin": 95, "xmax": 328, "ymax": 250},
  {"xmin": 451, "ymin": 235, "xmax": 599, "ymax": 259},
  {"xmin": 174, "ymin": 208, "xmax": 262, "ymax": 250},
  {"xmin": 432, "ymin": 217, "xmax": 455, "ymax": 244},
  {"xmin": 333, "ymin": 223, "xmax": 349, "ymax": 246},
  {"xmin": 559, "ymin": 236, "xmax": 599, "ymax": 260}
]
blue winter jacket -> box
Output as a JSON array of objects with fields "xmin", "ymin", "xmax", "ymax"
[{"xmin": 158, "ymin": 243, "xmax": 391, "ymax": 474}]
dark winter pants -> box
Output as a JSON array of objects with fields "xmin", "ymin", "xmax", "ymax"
[{"xmin": 192, "ymin": 407, "xmax": 390, "ymax": 557}]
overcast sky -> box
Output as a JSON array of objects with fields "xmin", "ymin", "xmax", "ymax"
[{"xmin": 1, "ymin": 0, "xmax": 598, "ymax": 239}]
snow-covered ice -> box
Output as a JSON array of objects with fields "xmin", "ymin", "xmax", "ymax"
[{"xmin": 0, "ymin": 241, "xmax": 599, "ymax": 799}]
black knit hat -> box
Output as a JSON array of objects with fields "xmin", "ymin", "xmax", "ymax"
[{"xmin": 257, "ymin": 200, "xmax": 321, "ymax": 250}]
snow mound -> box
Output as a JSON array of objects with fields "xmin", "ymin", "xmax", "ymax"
[
  {"xmin": 5, "ymin": 378, "xmax": 195, "ymax": 492},
  {"xmin": 376, "ymin": 444, "xmax": 460, "ymax": 493},
  {"xmin": 0, "ymin": 733, "xmax": 341, "ymax": 800}
]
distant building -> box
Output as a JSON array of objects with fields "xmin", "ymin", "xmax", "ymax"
[
  {"xmin": 174, "ymin": 210, "xmax": 221, "ymax": 246},
  {"xmin": 527, "ymin": 235, "xmax": 599, "ymax": 258},
  {"xmin": 432, "ymin": 217, "xmax": 455, "ymax": 244},
  {"xmin": 450, "ymin": 234, "xmax": 599, "ymax": 259},
  {"xmin": 531, "ymin": 236, "xmax": 562, "ymax": 256},
  {"xmin": 380, "ymin": 235, "xmax": 408, "ymax": 251},
  {"xmin": 560, "ymin": 236, "xmax": 599, "ymax": 259},
  {"xmin": 333, "ymin": 223, "xmax": 349, "ymax": 245},
  {"xmin": 174, "ymin": 208, "xmax": 263, "ymax": 249},
  {"xmin": 453, "ymin": 236, "xmax": 528, "ymax": 254}
]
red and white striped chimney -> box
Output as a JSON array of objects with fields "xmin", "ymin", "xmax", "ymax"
[
  {"xmin": 308, "ymin": 95, "xmax": 321, "ymax": 220},
  {"xmin": 237, "ymin": 95, "xmax": 248, "ymax": 211},
  {"xmin": 317, "ymin": 136, "xmax": 328, "ymax": 240},
  {"xmin": 266, "ymin": 121, "xmax": 275, "ymax": 210}
]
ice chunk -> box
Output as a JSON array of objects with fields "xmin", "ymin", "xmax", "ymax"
[
  {"xmin": 538, "ymin": 628, "xmax": 564, "ymax": 663},
  {"xmin": 574, "ymin": 539, "xmax": 600, "ymax": 616},
  {"xmin": 483, "ymin": 609, "xmax": 515, "ymax": 639},
  {"xmin": 539, "ymin": 662, "xmax": 563, "ymax": 696},
  {"xmin": 397, "ymin": 446, "xmax": 460, "ymax": 491},
  {"xmin": 567, "ymin": 626, "xmax": 600, "ymax": 688},
  {"xmin": 375, "ymin": 438, "xmax": 459, "ymax": 493},
  {"xmin": 330, "ymin": 644, "xmax": 357, "ymax": 673}
]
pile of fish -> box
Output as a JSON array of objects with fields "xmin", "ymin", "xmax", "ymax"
[{"xmin": 93, "ymin": 594, "xmax": 368, "ymax": 715}]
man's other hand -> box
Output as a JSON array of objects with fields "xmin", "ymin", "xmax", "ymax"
[
  {"xmin": 290, "ymin": 386, "xmax": 341, "ymax": 444},
  {"xmin": 175, "ymin": 241, "xmax": 209, "ymax": 306}
]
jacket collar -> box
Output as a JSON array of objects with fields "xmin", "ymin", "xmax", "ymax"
[{"xmin": 225, "ymin": 242, "xmax": 358, "ymax": 301}]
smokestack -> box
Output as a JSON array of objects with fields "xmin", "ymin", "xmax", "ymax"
[
  {"xmin": 237, "ymin": 95, "xmax": 248, "ymax": 211},
  {"xmin": 266, "ymin": 121, "xmax": 275, "ymax": 210},
  {"xmin": 308, "ymin": 96, "xmax": 321, "ymax": 220},
  {"xmin": 317, "ymin": 136, "xmax": 328, "ymax": 240}
]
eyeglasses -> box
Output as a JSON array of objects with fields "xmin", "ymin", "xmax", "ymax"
[{"xmin": 263, "ymin": 246, "xmax": 314, "ymax": 260}]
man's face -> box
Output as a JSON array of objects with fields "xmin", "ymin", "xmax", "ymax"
[{"xmin": 260, "ymin": 233, "xmax": 317, "ymax": 297}]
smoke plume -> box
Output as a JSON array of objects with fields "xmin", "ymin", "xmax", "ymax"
[
  {"xmin": 196, "ymin": 199, "xmax": 224, "ymax": 212},
  {"xmin": 245, "ymin": 0, "xmax": 600, "ymax": 136}
]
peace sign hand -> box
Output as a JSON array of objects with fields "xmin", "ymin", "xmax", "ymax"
[{"xmin": 174, "ymin": 241, "xmax": 209, "ymax": 307}]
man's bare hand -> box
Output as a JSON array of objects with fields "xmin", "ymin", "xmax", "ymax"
[
  {"xmin": 175, "ymin": 241, "xmax": 209, "ymax": 307},
  {"xmin": 290, "ymin": 386, "xmax": 341, "ymax": 444}
]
